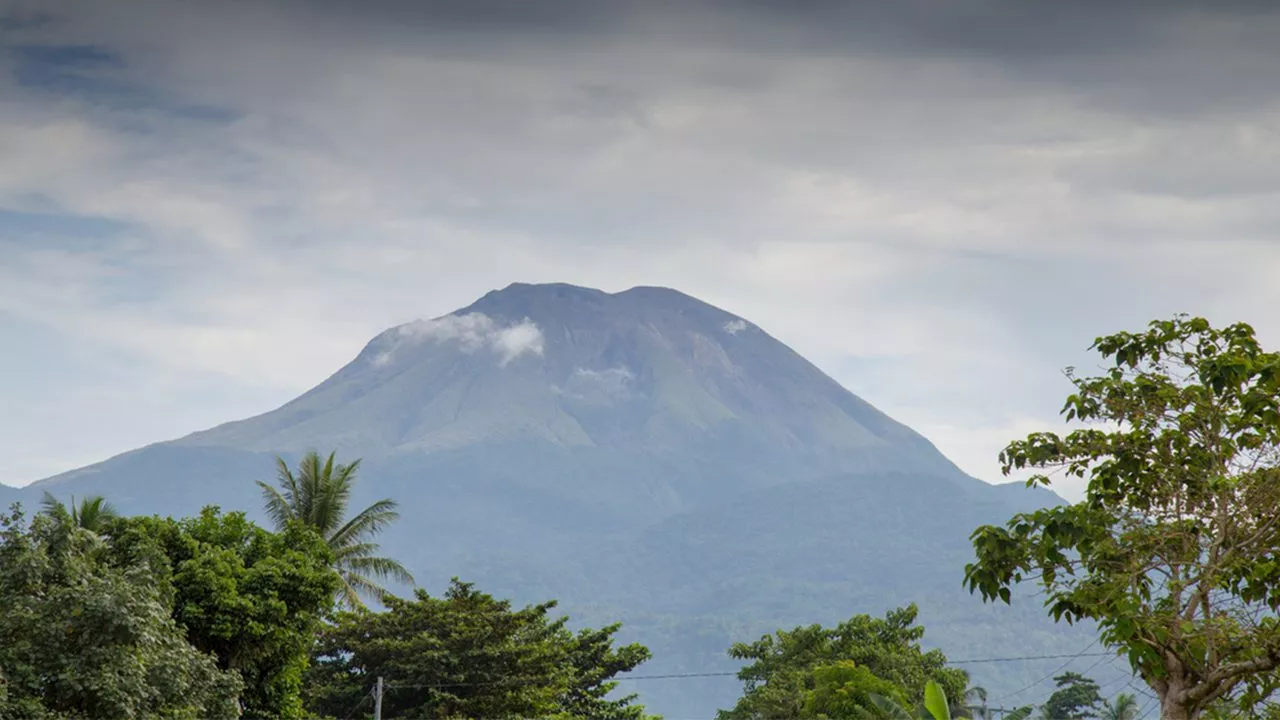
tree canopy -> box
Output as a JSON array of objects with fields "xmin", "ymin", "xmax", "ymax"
[
  {"xmin": 0, "ymin": 506, "xmax": 242, "ymax": 719},
  {"xmin": 717, "ymin": 603, "xmax": 969, "ymax": 720},
  {"xmin": 4, "ymin": 450, "xmax": 670, "ymax": 719},
  {"xmin": 105, "ymin": 507, "xmax": 338, "ymax": 719},
  {"xmin": 1042, "ymin": 672, "xmax": 1104, "ymax": 720},
  {"xmin": 305, "ymin": 578, "xmax": 656, "ymax": 719},
  {"xmin": 965, "ymin": 316, "xmax": 1280, "ymax": 720},
  {"xmin": 801, "ymin": 660, "xmax": 912, "ymax": 720}
]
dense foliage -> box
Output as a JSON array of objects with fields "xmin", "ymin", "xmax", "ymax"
[
  {"xmin": 17, "ymin": 450, "xmax": 664, "ymax": 719},
  {"xmin": 0, "ymin": 507, "xmax": 242, "ymax": 719},
  {"xmin": 306, "ymin": 579, "xmax": 655, "ymax": 719},
  {"xmin": 717, "ymin": 603, "xmax": 968, "ymax": 720},
  {"xmin": 966, "ymin": 316, "xmax": 1280, "ymax": 720},
  {"xmin": 105, "ymin": 508, "xmax": 339, "ymax": 719},
  {"xmin": 801, "ymin": 660, "xmax": 912, "ymax": 719}
]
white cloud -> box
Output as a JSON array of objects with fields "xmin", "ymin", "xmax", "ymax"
[
  {"xmin": 553, "ymin": 367, "xmax": 636, "ymax": 401},
  {"xmin": 395, "ymin": 313, "xmax": 544, "ymax": 366},
  {"xmin": 491, "ymin": 321, "xmax": 546, "ymax": 366},
  {"xmin": 723, "ymin": 319, "xmax": 748, "ymax": 335},
  {"xmin": 572, "ymin": 366, "xmax": 635, "ymax": 390}
]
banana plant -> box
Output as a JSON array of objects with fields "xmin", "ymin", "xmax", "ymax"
[
  {"xmin": 868, "ymin": 680, "xmax": 953, "ymax": 720},
  {"xmin": 868, "ymin": 682, "xmax": 1035, "ymax": 720}
]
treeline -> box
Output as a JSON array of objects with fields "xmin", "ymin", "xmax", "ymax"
[
  {"xmin": 0, "ymin": 481, "xmax": 1009, "ymax": 720},
  {"xmin": 0, "ymin": 478, "xmax": 1132, "ymax": 720},
  {"xmin": 2, "ymin": 453, "xmax": 1022, "ymax": 720}
]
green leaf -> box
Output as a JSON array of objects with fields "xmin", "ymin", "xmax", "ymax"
[{"xmin": 924, "ymin": 680, "xmax": 950, "ymax": 720}]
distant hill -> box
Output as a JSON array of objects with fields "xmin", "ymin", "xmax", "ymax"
[{"xmin": 13, "ymin": 282, "xmax": 1115, "ymax": 718}]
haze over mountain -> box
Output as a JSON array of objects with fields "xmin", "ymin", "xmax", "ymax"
[{"xmin": 13, "ymin": 283, "xmax": 1108, "ymax": 717}]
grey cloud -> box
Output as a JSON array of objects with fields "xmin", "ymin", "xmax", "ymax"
[
  {"xmin": 1059, "ymin": 123, "xmax": 1280, "ymax": 202},
  {"xmin": 0, "ymin": 7, "xmax": 54, "ymax": 31},
  {"xmin": 6, "ymin": 1, "xmax": 1276, "ymax": 268},
  {"xmin": 297, "ymin": 0, "xmax": 633, "ymax": 36}
]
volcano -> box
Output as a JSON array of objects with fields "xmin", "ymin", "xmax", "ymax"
[{"xmin": 18, "ymin": 282, "xmax": 1097, "ymax": 717}]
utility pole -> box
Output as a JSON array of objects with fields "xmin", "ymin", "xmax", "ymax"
[
  {"xmin": 970, "ymin": 705, "xmax": 1022, "ymax": 720},
  {"xmin": 966, "ymin": 703, "xmax": 993, "ymax": 720},
  {"xmin": 373, "ymin": 676, "xmax": 383, "ymax": 720}
]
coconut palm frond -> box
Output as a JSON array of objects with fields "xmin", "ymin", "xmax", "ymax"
[
  {"xmin": 40, "ymin": 491, "xmax": 67, "ymax": 518},
  {"xmin": 1101, "ymin": 694, "xmax": 1139, "ymax": 720},
  {"xmin": 328, "ymin": 499, "xmax": 400, "ymax": 549},
  {"xmin": 261, "ymin": 450, "xmax": 412, "ymax": 609},
  {"xmin": 76, "ymin": 496, "xmax": 118, "ymax": 530},
  {"xmin": 41, "ymin": 491, "xmax": 118, "ymax": 532},
  {"xmin": 343, "ymin": 554, "xmax": 414, "ymax": 585},
  {"xmin": 257, "ymin": 480, "xmax": 296, "ymax": 528}
]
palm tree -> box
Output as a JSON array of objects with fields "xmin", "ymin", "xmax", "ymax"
[
  {"xmin": 257, "ymin": 450, "xmax": 413, "ymax": 609},
  {"xmin": 963, "ymin": 685, "xmax": 990, "ymax": 720},
  {"xmin": 1100, "ymin": 694, "xmax": 1139, "ymax": 720},
  {"xmin": 40, "ymin": 491, "xmax": 119, "ymax": 532}
]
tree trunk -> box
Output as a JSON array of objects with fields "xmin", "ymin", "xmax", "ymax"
[{"xmin": 1160, "ymin": 696, "xmax": 1194, "ymax": 720}]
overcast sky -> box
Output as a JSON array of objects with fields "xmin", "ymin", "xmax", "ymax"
[{"xmin": 3, "ymin": 0, "xmax": 1279, "ymax": 498}]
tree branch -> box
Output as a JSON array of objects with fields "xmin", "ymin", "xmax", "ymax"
[{"xmin": 1184, "ymin": 653, "xmax": 1280, "ymax": 704}]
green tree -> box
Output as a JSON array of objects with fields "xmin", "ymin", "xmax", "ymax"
[
  {"xmin": 258, "ymin": 450, "xmax": 413, "ymax": 609},
  {"xmin": 305, "ymin": 578, "xmax": 655, "ymax": 720},
  {"xmin": 106, "ymin": 507, "xmax": 339, "ymax": 719},
  {"xmin": 718, "ymin": 604, "xmax": 968, "ymax": 720},
  {"xmin": 39, "ymin": 490, "xmax": 118, "ymax": 532},
  {"xmin": 0, "ymin": 506, "xmax": 241, "ymax": 719},
  {"xmin": 802, "ymin": 661, "xmax": 911, "ymax": 719},
  {"xmin": 1101, "ymin": 693, "xmax": 1141, "ymax": 720},
  {"xmin": 559, "ymin": 623, "xmax": 658, "ymax": 720},
  {"xmin": 1200, "ymin": 697, "xmax": 1280, "ymax": 720},
  {"xmin": 965, "ymin": 316, "xmax": 1280, "ymax": 720},
  {"xmin": 1042, "ymin": 673, "xmax": 1103, "ymax": 720}
]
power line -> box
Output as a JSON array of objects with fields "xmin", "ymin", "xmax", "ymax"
[
  {"xmin": 998, "ymin": 640, "xmax": 1103, "ymax": 703},
  {"xmin": 1096, "ymin": 669, "xmax": 1140, "ymax": 695},
  {"xmin": 1076, "ymin": 652, "xmax": 1117, "ymax": 678},
  {"xmin": 338, "ymin": 687, "xmax": 373, "ymax": 720},
  {"xmin": 386, "ymin": 672, "xmax": 738, "ymax": 690},
  {"xmin": 360, "ymin": 656, "xmax": 1151, "ymax": 720},
  {"xmin": 377, "ymin": 650, "xmax": 1120, "ymax": 692},
  {"xmin": 1135, "ymin": 694, "xmax": 1160, "ymax": 720},
  {"xmin": 952, "ymin": 652, "xmax": 1114, "ymax": 665},
  {"xmin": 1126, "ymin": 681, "xmax": 1158, "ymax": 701}
]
